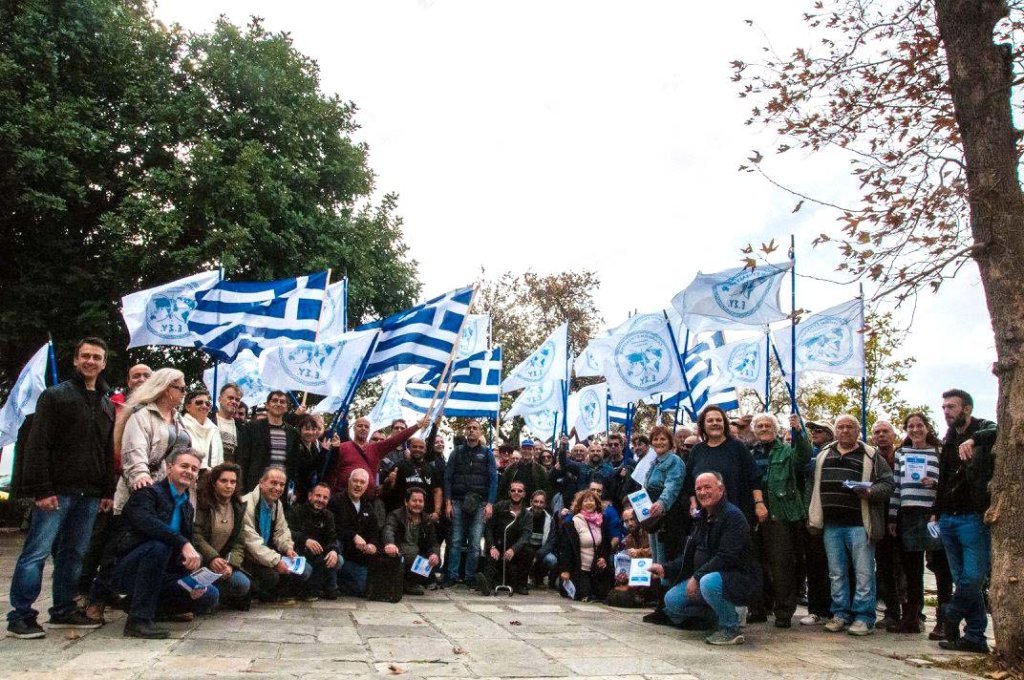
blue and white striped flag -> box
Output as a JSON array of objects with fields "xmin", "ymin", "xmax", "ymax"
[
  {"xmin": 659, "ymin": 330, "xmax": 740, "ymax": 417},
  {"xmin": 188, "ymin": 272, "xmax": 329, "ymax": 362},
  {"xmin": 707, "ymin": 336, "xmax": 769, "ymax": 402},
  {"xmin": 672, "ymin": 262, "xmax": 792, "ymax": 333},
  {"xmin": 773, "ymin": 298, "xmax": 864, "ymax": 378},
  {"xmin": 357, "ymin": 286, "xmax": 474, "ymax": 380},
  {"xmin": 402, "ymin": 347, "xmax": 503, "ymax": 419},
  {"xmin": 608, "ymin": 402, "xmax": 631, "ymax": 426}
]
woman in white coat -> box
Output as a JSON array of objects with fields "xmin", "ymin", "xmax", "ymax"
[{"xmin": 181, "ymin": 388, "xmax": 224, "ymax": 472}]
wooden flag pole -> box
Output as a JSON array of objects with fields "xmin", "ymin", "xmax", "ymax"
[{"xmin": 425, "ymin": 284, "xmax": 479, "ymax": 416}]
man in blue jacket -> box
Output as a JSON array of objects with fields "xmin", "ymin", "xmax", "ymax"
[
  {"xmin": 444, "ymin": 420, "xmax": 497, "ymax": 587},
  {"xmin": 648, "ymin": 471, "xmax": 758, "ymax": 646},
  {"xmin": 105, "ymin": 449, "xmax": 219, "ymax": 639}
]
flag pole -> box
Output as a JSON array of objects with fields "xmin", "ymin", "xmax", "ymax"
[
  {"xmin": 211, "ymin": 264, "xmax": 224, "ymax": 413},
  {"xmin": 663, "ymin": 311, "xmax": 698, "ymax": 418},
  {"xmin": 789, "ymin": 235, "xmax": 798, "ymax": 415},
  {"xmin": 46, "ymin": 333, "xmax": 59, "ymax": 386},
  {"xmin": 562, "ymin": 350, "xmax": 570, "ymax": 436},
  {"xmin": 342, "ymin": 275, "xmax": 349, "ymax": 333},
  {"xmin": 303, "ymin": 268, "xmax": 333, "ymax": 407},
  {"xmin": 859, "ymin": 282, "xmax": 868, "ymax": 440},
  {"xmin": 425, "ymin": 284, "xmax": 479, "ymax": 417},
  {"xmin": 764, "ymin": 328, "xmax": 771, "ymax": 413},
  {"xmin": 771, "ymin": 342, "xmax": 806, "ymax": 437}
]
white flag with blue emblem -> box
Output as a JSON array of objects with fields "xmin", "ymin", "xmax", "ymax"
[
  {"xmin": 502, "ymin": 323, "xmax": 568, "ymax": 393},
  {"xmin": 672, "ymin": 262, "xmax": 792, "ymax": 333},
  {"xmin": 358, "ymin": 286, "xmax": 474, "ymax": 380},
  {"xmin": 0, "ymin": 344, "xmax": 49, "ymax": 448},
  {"xmin": 523, "ymin": 410, "xmax": 562, "ymax": 443},
  {"xmin": 505, "ymin": 380, "xmax": 564, "ymax": 419},
  {"xmin": 773, "ymin": 298, "xmax": 864, "ymax": 378},
  {"xmin": 573, "ymin": 382, "xmax": 609, "ymax": 440},
  {"xmin": 707, "ymin": 336, "xmax": 769, "ymax": 401},
  {"xmin": 188, "ymin": 272, "xmax": 329, "ymax": 362},
  {"xmin": 367, "ymin": 369, "xmax": 417, "ymax": 433},
  {"xmin": 122, "ymin": 271, "xmax": 220, "ymax": 349},
  {"xmin": 203, "ymin": 349, "xmax": 271, "ymax": 409},
  {"xmin": 456, "ymin": 314, "xmax": 490, "ymax": 360},
  {"xmin": 601, "ymin": 317, "xmax": 687, "ymax": 404},
  {"xmin": 316, "ymin": 279, "xmax": 348, "ymax": 343},
  {"xmin": 258, "ymin": 328, "xmax": 378, "ymax": 397}
]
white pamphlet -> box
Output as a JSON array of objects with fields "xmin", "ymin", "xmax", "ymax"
[
  {"xmin": 842, "ymin": 480, "xmax": 872, "ymax": 491},
  {"xmin": 177, "ymin": 567, "xmax": 221, "ymax": 592},
  {"xmin": 627, "ymin": 488, "xmax": 654, "ymax": 520},
  {"xmin": 927, "ymin": 521, "xmax": 941, "ymax": 539},
  {"xmin": 903, "ymin": 455, "xmax": 928, "ymax": 483},
  {"xmin": 410, "ymin": 555, "xmax": 433, "ymax": 577},
  {"xmin": 628, "ymin": 558, "xmax": 652, "ymax": 587},
  {"xmin": 563, "ymin": 578, "xmax": 576, "ymax": 599},
  {"xmin": 281, "ymin": 556, "xmax": 307, "ymax": 574}
]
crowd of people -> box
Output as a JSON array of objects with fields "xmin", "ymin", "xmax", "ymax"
[{"xmin": 5, "ymin": 336, "xmax": 998, "ymax": 654}]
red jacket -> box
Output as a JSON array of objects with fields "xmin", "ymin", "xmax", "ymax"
[{"xmin": 325, "ymin": 426, "xmax": 419, "ymax": 498}]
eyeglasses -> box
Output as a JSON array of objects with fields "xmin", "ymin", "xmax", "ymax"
[
  {"xmin": 169, "ymin": 384, "xmax": 187, "ymax": 393},
  {"xmin": 191, "ymin": 399, "xmax": 211, "ymax": 407}
]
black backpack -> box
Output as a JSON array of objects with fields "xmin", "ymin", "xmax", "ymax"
[{"xmin": 365, "ymin": 554, "xmax": 404, "ymax": 603}]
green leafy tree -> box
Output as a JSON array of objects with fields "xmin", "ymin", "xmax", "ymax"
[{"xmin": 0, "ymin": 3, "xmax": 418, "ymax": 392}]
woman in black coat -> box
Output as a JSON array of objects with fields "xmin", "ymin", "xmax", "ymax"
[{"xmin": 557, "ymin": 489, "xmax": 613, "ymax": 602}]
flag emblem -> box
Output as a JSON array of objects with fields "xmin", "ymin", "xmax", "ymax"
[
  {"xmin": 579, "ymin": 390, "xmax": 603, "ymax": 430},
  {"xmin": 525, "ymin": 410, "xmax": 558, "ymax": 435},
  {"xmin": 277, "ymin": 341, "xmax": 345, "ymax": 389},
  {"xmin": 458, "ymin": 323, "xmax": 477, "ymax": 357},
  {"xmin": 519, "ymin": 340, "xmax": 556, "ymax": 382},
  {"xmin": 726, "ymin": 342, "xmax": 762, "ymax": 383},
  {"xmin": 798, "ymin": 316, "xmax": 854, "ymax": 367},
  {"xmin": 145, "ymin": 284, "xmax": 202, "ymax": 340},
  {"xmin": 222, "ymin": 353, "xmax": 269, "ymax": 402},
  {"xmin": 712, "ymin": 266, "xmax": 785, "ymax": 319},
  {"xmin": 614, "ymin": 330, "xmax": 672, "ymax": 392},
  {"xmin": 521, "ymin": 382, "xmax": 555, "ymax": 407}
]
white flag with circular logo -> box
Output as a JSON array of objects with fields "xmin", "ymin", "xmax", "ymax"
[
  {"xmin": 203, "ymin": 349, "xmax": 271, "ymax": 409},
  {"xmin": 258, "ymin": 328, "xmax": 378, "ymax": 397},
  {"xmin": 672, "ymin": 262, "xmax": 792, "ymax": 333},
  {"xmin": 602, "ymin": 318, "xmax": 687, "ymax": 404},
  {"xmin": 773, "ymin": 298, "xmax": 864, "ymax": 378},
  {"xmin": 707, "ymin": 336, "xmax": 769, "ymax": 401},
  {"xmin": 122, "ymin": 271, "xmax": 220, "ymax": 348},
  {"xmin": 501, "ymin": 323, "xmax": 568, "ymax": 393},
  {"xmin": 573, "ymin": 382, "xmax": 609, "ymax": 440}
]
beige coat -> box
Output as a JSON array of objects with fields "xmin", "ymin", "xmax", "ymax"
[
  {"xmin": 241, "ymin": 486, "xmax": 294, "ymax": 567},
  {"xmin": 114, "ymin": 405, "xmax": 190, "ymax": 513},
  {"xmin": 807, "ymin": 441, "xmax": 895, "ymax": 542}
]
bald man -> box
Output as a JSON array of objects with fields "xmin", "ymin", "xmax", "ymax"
[{"xmin": 324, "ymin": 415, "xmax": 429, "ymax": 500}]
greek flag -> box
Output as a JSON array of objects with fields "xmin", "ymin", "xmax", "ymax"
[
  {"xmin": 659, "ymin": 331, "xmax": 740, "ymax": 417},
  {"xmin": 258, "ymin": 328, "xmax": 378, "ymax": 397},
  {"xmin": 502, "ymin": 323, "xmax": 568, "ymax": 393},
  {"xmin": 188, "ymin": 272, "xmax": 329, "ymax": 362},
  {"xmin": 122, "ymin": 271, "xmax": 220, "ymax": 348},
  {"xmin": 573, "ymin": 382, "xmax": 609, "ymax": 440},
  {"xmin": 357, "ymin": 286, "xmax": 474, "ymax": 380},
  {"xmin": 608, "ymin": 402, "xmax": 631, "ymax": 426},
  {"xmin": 707, "ymin": 335, "xmax": 769, "ymax": 402},
  {"xmin": 203, "ymin": 350, "xmax": 271, "ymax": 409},
  {"xmin": 0, "ymin": 344, "xmax": 49, "ymax": 448},
  {"xmin": 317, "ymin": 279, "xmax": 348, "ymax": 343},
  {"xmin": 773, "ymin": 298, "xmax": 865, "ymax": 378},
  {"xmin": 672, "ymin": 261, "xmax": 792, "ymax": 333},
  {"xmin": 402, "ymin": 347, "xmax": 503, "ymax": 419}
]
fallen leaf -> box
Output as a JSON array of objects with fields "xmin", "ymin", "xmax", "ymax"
[
  {"xmin": 65, "ymin": 630, "xmax": 81, "ymax": 640},
  {"xmin": 509, "ymin": 620, "xmax": 522, "ymax": 626},
  {"xmin": 388, "ymin": 663, "xmax": 405, "ymax": 675},
  {"xmin": 453, "ymin": 646, "xmax": 466, "ymax": 654}
]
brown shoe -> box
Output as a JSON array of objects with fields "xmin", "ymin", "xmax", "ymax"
[{"xmin": 928, "ymin": 621, "xmax": 945, "ymax": 640}]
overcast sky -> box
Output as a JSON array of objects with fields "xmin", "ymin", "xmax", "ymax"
[{"xmin": 156, "ymin": 0, "xmax": 999, "ymax": 423}]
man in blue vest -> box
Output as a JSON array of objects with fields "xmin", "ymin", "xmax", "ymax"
[{"xmin": 443, "ymin": 419, "xmax": 497, "ymax": 587}]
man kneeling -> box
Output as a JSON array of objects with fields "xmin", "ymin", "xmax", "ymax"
[
  {"xmin": 107, "ymin": 450, "xmax": 218, "ymax": 639},
  {"xmin": 383, "ymin": 487, "xmax": 440, "ymax": 595},
  {"xmin": 241, "ymin": 467, "xmax": 312, "ymax": 602},
  {"xmin": 648, "ymin": 472, "xmax": 758, "ymax": 646},
  {"xmin": 287, "ymin": 482, "xmax": 342, "ymax": 601}
]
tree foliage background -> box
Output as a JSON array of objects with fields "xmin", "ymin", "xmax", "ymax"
[{"xmin": 0, "ymin": 0, "xmax": 419, "ymax": 390}]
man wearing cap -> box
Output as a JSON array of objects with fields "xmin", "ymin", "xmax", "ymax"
[{"xmin": 497, "ymin": 439, "xmax": 551, "ymax": 502}]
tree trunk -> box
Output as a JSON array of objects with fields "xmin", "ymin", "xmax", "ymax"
[{"xmin": 935, "ymin": 0, "xmax": 1024, "ymax": 668}]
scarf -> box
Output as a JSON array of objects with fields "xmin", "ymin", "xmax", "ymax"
[{"xmin": 580, "ymin": 510, "xmax": 603, "ymax": 527}]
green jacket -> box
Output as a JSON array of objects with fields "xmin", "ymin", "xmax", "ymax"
[{"xmin": 763, "ymin": 432, "xmax": 813, "ymax": 522}]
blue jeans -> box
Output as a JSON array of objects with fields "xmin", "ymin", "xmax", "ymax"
[
  {"xmin": 109, "ymin": 541, "xmax": 219, "ymax": 623},
  {"xmin": 338, "ymin": 560, "xmax": 368, "ymax": 596},
  {"xmin": 663, "ymin": 573, "xmax": 740, "ymax": 633},
  {"xmin": 939, "ymin": 513, "xmax": 990, "ymax": 644},
  {"xmin": 823, "ymin": 525, "xmax": 876, "ymax": 626},
  {"xmin": 447, "ymin": 500, "xmax": 486, "ymax": 583},
  {"xmin": 650, "ymin": 533, "xmax": 667, "ymax": 566},
  {"xmin": 219, "ymin": 569, "xmax": 251, "ymax": 598},
  {"xmin": 8, "ymin": 495, "xmax": 99, "ymax": 623}
]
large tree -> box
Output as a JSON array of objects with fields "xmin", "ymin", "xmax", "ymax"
[
  {"xmin": 735, "ymin": 0, "xmax": 1024, "ymax": 666},
  {"xmin": 0, "ymin": 2, "xmax": 418, "ymax": 388}
]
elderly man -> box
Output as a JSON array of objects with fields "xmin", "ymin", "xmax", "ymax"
[
  {"xmin": 750, "ymin": 413, "xmax": 811, "ymax": 628},
  {"xmin": 105, "ymin": 450, "xmax": 218, "ymax": 639},
  {"xmin": 241, "ymin": 468, "xmax": 312, "ymax": 602},
  {"xmin": 870, "ymin": 419, "xmax": 904, "ymax": 631},
  {"xmin": 808, "ymin": 414, "xmax": 894, "ymax": 636},
  {"xmin": 799, "ymin": 420, "xmax": 836, "ymax": 626},
  {"xmin": 329, "ymin": 468, "xmax": 379, "ymax": 596},
  {"xmin": 324, "ymin": 414, "xmax": 428, "ymax": 500},
  {"xmin": 648, "ymin": 472, "xmax": 758, "ymax": 646}
]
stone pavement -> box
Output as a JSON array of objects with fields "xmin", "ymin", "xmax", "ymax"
[{"xmin": 0, "ymin": 531, "xmax": 985, "ymax": 680}]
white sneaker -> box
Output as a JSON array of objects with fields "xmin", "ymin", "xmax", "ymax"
[
  {"xmin": 824, "ymin": 617, "xmax": 849, "ymax": 632},
  {"xmin": 847, "ymin": 620, "xmax": 874, "ymax": 636},
  {"xmin": 800, "ymin": 614, "xmax": 825, "ymax": 626}
]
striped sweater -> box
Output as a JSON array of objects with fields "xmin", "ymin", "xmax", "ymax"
[{"xmin": 889, "ymin": 446, "xmax": 940, "ymax": 518}]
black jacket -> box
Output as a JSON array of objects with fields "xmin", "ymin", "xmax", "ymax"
[
  {"xmin": 557, "ymin": 513, "xmax": 612, "ymax": 584},
  {"xmin": 484, "ymin": 500, "xmax": 525, "ymax": 552},
  {"xmin": 329, "ymin": 493, "xmax": 380, "ymax": 564},
  {"xmin": 665, "ymin": 500, "xmax": 759, "ymax": 606},
  {"xmin": 287, "ymin": 502, "xmax": 340, "ymax": 555},
  {"xmin": 13, "ymin": 374, "xmax": 115, "ymax": 500},
  {"xmin": 112, "ymin": 478, "xmax": 194, "ymax": 559},
  {"xmin": 236, "ymin": 420, "xmax": 301, "ymax": 494},
  {"xmin": 383, "ymin": 507, "xmax": 439, "ymax": 557},
  {"xmin": 936, "ymin": 417, "xmax": 997, "ymax": 515}
]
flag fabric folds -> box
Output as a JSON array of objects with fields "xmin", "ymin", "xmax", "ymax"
[
  {"xmin": 773, "ymin": 298, "xmax": 865, "ymax": 378},
  {"xmin": 122, "ymin": 271, "xmax": 220, "ymax": 348},
  {"xmin": 316, "ymin": 279, "xmax": 348, "ymax": 343},
  {"xmin": 203, "ymin": 349, "xmax": 271, "ymax": 410},
  {"xmin": 573, "ymin": 382, "xmax": 609, "ymax": 440},
  {"xmin": 368, "ymin": 370, "xmax": 416, "ymax": 433},
  {"xmin": 659, "ymin": 330, "xmax": 740, "ymax": 417},
  {"xmin": 501, "ymin": 323, "xmax": 568, "ymax": 393},
  {"xmin": 707, "ymin": 336, "xmax": 769, "ymax": 402},
  {"xmin": 188, "ymin": 272, "xmax": 329, "ymax": 362},
  {"xmin": 599, "ymin": 316, "xmax": 688, "ymax": 404},
  {"xmin": 456, "ymin": 314, "xmax": 490, "ymax": 360},
  {"xmin": 505, "ymin": 379, "xmax": 564, "ymax": 419},
  {"xmin": 258, "ymin": 328, "xmax": 379, "ymax": 398},
  {"xmin": 0, "ymin": 344, "xmax": 49, "ymax": 448},
  {"xmin": 671, "ymin": 262, "xmax": 792, "ymax": 333},
  {"xmin": 402, "ymin": 347, "xmax": 503, "ymax": 419},
  {"xmin": 357, "ymin": 286, "xmax": 474, "ymax": 380}
]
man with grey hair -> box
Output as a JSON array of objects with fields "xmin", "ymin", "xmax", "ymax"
[
  {"xmin": 808, "ymin": 414, "xmax": 894, "ymax": 636},
  {"xmin": 870, "ymin": 419, "xmax": 903, "ymax": 631}
]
